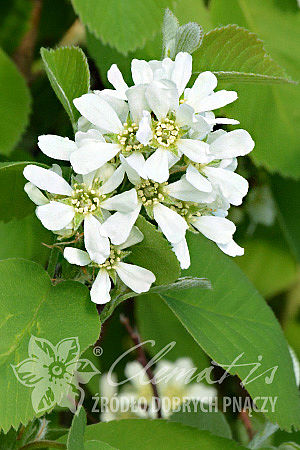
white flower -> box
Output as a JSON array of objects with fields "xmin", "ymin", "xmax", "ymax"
[
  {"xmin": 101, "ymin": 357, "xmax": 218, "ymax": 420},
  {"xmin": 63, "ymin": 227, "xmax": 155, "ymax": 304},
  {"xmin": 72, "ymin": 93, "xmax": 149, "ymax": 175},
  {"xmin": 37, "ymin": 129, "xmax": 105, "ymax": 163},
  {"xmin": 100, "ymin": 155, "xmax": 189, "ymax": 246},
  {"xmin": 23, "ymin": 164, "xmax": 138, "ymax": 239},
  {"xmin": 176, "ymin": 129, "xmax": 254, "ymax": 207},
  {"xmin": 108, "ymin": 52, "xmax": 238, "ymax": 129}
]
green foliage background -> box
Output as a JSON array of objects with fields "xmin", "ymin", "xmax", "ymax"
[{"xmin": 0, "ymin": 0, "xmax": 299, "ymax": 448}]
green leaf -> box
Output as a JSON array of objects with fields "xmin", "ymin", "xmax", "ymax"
[
  {"xmin": 193, "ymin": 25, "xmax": 292, "ymax": 84},
  {"xmin": 0, "ymin": 259, "xmax": 100, "ymax": 432},
  {"xmin": 162, "ymin": 233, "xmax": 300, "ymax": 430},
  {"xmin": 236, "ymin": 238, "xmax": 297, "ymax": 298},
  {"xmin": 271, "ymin": 176, "xmax": 300, "ymax": 261},
  {"xmin": 0, "ymin": 48, "xmax": 31, "ymax": 156},
  {"xmin": 248, "ymin": 422, "xmax": 279, "ymax": 449},
  {"xmin": 128, "ymin": 215, "xmax": 180, "ymax": 285},
  {"xmin": 82, "ymin": 419, "xmax": 244, "ymax": 449},
  {"xmin": 0, "ymin": 162, "xmax": 47, "ymax": 222},
  {"xmin": 67, "ymin": 406, "xmax": 86, "ymax": 450},
  {"xmin": 0, "ymin": 214, "xmax": 51, "ymax": 266},
  {"xmin": 85, "ymin": 441, "xmax": 117, "ymax": 450},
  {"xmin": 40, "ymin": 46, "xmax": 90, "ymax": 129},
  {"xmin": 0, "ymin": 0, "xmax": 32, "ymax": 55},
  {"xmin": 71, "ymin": 0, "xmax": 176, "ymax": 55},
  {"xmin": 86, "ymin": 1, "xmax": 212, "ymax": 87},
  {"xmin": 209, "ymin": 0, "xmax": 300, "ymax": 179},
  {"xmin": 136, "ymin": 293, "xmax": 209, "ymax": 369},
  {"xmin": 169, "ymin": 408, "xmax": 232, "ymax": 439}
]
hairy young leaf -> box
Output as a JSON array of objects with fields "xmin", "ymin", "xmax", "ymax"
[
  {"xmin": 162, "ymin": 8, "xmax": 179, "ymax": 58},
  {"xmin": 193, "ymin": 25, "xmax": 292, "ymax": 84},
  {"xmin": 162, "ymin": 233, "xmax": 300, "ymax": 431},
  {"xmin": 0, "ymin": 48, "xmax": 31, "ymax": 156},
  {"xmin": 41, "ymin": 46, "xmax": 90, "ymax": 129},
  {"xmin": 71, "ymin": 0, "xmax": 176, "ymax": 55},
  {"xmin": 0, "ymin": 259, "xmax": 100, "ymax": 432},
  {"xmin": 175, "ymin": 22, "xmax": 203, "ymax": 56},
  {"xmin": 81, "ymin": 420, "xmax": 244, "ymax": 449},
  {"xmin": 67, "ymin": 406, "xmax": 86, "ymax": 450}
]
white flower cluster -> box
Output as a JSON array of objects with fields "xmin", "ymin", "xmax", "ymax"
[
  {"xmin": 100, "ymin": 357, "xmax": 217, "ymax": 421},
  {"xmin": 24, "ymin": 52, "xmax": 254, "ymax": 303}
]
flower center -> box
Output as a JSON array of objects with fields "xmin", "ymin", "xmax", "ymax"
[
  {"xmin": 153, "ymin": 118, "xmax": 179, "ymax": 148},
  {"xmin": 99, "ymin": 248, "xmax": 123, "ymax": 270},
  {"xmin": 117, "ymin": 122, "xmax": 144, "ymax": 153},
  {"xmin": 71, "ymin": 183, "xmax": 106, "ymax": 215},
  {"xmin": 136, "ymin": 180, "xmax": 167, "ymax": 207},
  {"xmin": 171, "ymin": 202, "xmax": 201, "ymax": 223}
]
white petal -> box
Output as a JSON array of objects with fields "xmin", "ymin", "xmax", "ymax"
[
  {"xmin": 145, "ymin": 80, "xmax": 178, "ymax": 120},
  {"xmin": 117, "ymin": 226, "xmax": 144, "ymax": 250},
  {"xmin": 131, "ymin": 59, "xmax": 153, "ymax": 85},
  {"xmin": 177, "ymin": 139, "xmax": 211, "ymax": 163},
  {"xmin": 63, "ymin": 247, "xmax": 91, "ymax": 266},
  {"xmin": 100, "ymin": 206, "xmax": 141, "ymax": 245},
  {"xmin": 217, "ymin": 239, "xmax": 244, "ymax": 257},
  {"xmin": 172, "ymin": 238, "xmax": 191, "ymax": 269},
  {"xmin": 116, "ymin": 262, "xmax": 155, "ymax": 293},
  {"xmin": 168, "ymin": 151, "xmax": 180, "ymax": 168},
  {"xmin": 204, "ymin": 166, "xmax": 248, "ymax": 206},
  {"xmin": 153, "ymin": 203, "xmax": 188, "ymax": 244},
  {"xmin": 191, "ymin": 114, "xmax": 212, "ymax": 136},
  {"xmin": 73, "ymin": 93, "xmax": 122, "ymax": 133},
  {"xmin": 96, "ymin": 91, "xmax": 129, "ymax": 123},
  {"xmin": 126, "ymin": 85, "xmax": 150, "ymax": 124},
  {"xmin": 107, "ymin": 64, "xmax": 128, "ymax": 98},
  {"xmin": 185, "ymin": 71, "xmax": 217, "ymax": 110},
  {"xmin": 120, "ymin": 153, "xmax": 145, "ymax": 184},
  {"xmin": 75, "ymin": 129, "xmax": 105, "ymax": 147},
  {"xmin": 208, "ymin": 117, "xmax": 240, "ymax": 125},
  {"xmin": 91, "ymin": 270, "xmax": 111, "ymax": 304},
  {"xmin": 193, "ymin": 216, "xmax": 235, "ymax": 244},
  {"xmin": 176, "ymin": 103, "xmax": 194, "ymax": 127},
  {"xmin": 36, "ymin": 202, "xmax": 75, "ymax": 231},
  {"xmin": 84, "ymin": 215, "xmax": 110, "ymax": 264},
  {"xmin": 167, "ymin": 177, "xmax": 216, "ymax": 203},
  {"xmin": 49, "ymin": 164, "xmax": 63, "ymax": 176},
  {"xmin": 70, "ymin": 143, "xmax": 120, "ymax": 175},
  {"xmin": 38, "ymin": 135, "xmax": 77, "ymax": 161},
  {"xmin": 186, "ymin": 164, "xmax": 212, "ymax": 192},
  {"xmin": 171, "ymin": 52, "xmax": 192, "ymax": 96},
  {"xmin": 210, "ymin": 129, "xmax": 255, "ymax": 158},
  {"xmin": 23, "ymin": 165, "xmax": 72, "ymax": 196},
  {"xmin": 136, "ymin": 110, "xmax": 153, "ymax": 145},
  {"xmin": 100, "ymin": 165, "xmax": 125, "ymax": 194},
  {"xmin": 144, "ymin": 148, "xmax": 170, "ymax": 183},
  {"xmin": 196, "ymin": 90, "xmax": 238, "ymax": 112},
  {"xmin": 24, "ymin": 182, "xmax": 49, "ymax": 206},
  {"xmin": 101, "ymin": 188, "xmax": 138, "ymax": 213}
]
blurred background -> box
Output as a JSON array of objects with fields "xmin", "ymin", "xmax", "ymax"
[{"xmin": 0, "ymin": 0, "xmax": 299, "ymax": 444}]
